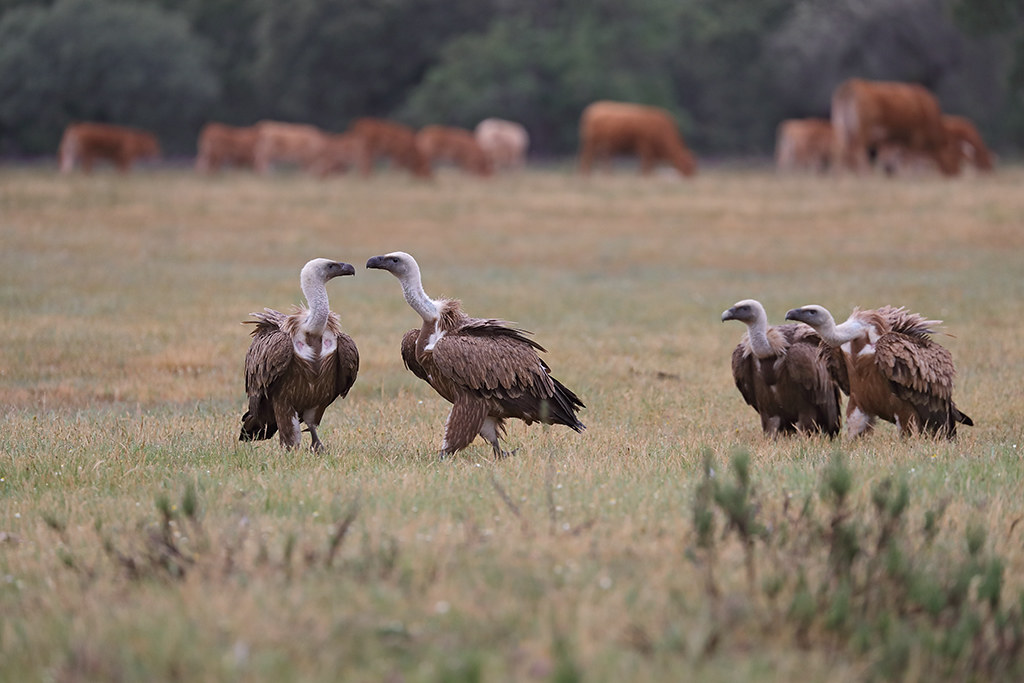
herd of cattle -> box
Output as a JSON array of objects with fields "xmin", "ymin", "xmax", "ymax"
[
  {"xmin": 58, "ymin": 116, "xmax": 527, "ymax": 178},
  {"xmin": 55, "ymin": 77, "xmax": 995, "ymax": 178},
  {"xmin": 776, "ymin": 78, "xmax": 995, "ymax": 176}
]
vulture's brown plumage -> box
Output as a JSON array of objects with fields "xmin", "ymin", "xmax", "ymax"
[
  {"xmin": 785, "ymin": 305, "xmax": 972, "ymax": 438},
  {"xmin": 722, "ymin": 299, "xmax": 842, "ymax": 437},
  {"xmin": 366, "ymin": 251, "xmax": 584, "ymax": 458},
  {"xmin": 240, "ymin": 258, "xmax": 359, "ymax": 451}
]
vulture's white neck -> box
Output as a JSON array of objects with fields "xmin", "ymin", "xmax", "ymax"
[
  {"xmin": 400, "ymin": 262, "xmax": 440, "ymax": 322},
  {"xmin": 815, "ymin": 315, "xmax": 865, "ymax": 347},
  {"xmin": 745, "ymin": 314, "xmax": 775, "ymax": 359},
  {"xmin": 300, "ymin": 269, "xmax": 331, "ymax": 336}
]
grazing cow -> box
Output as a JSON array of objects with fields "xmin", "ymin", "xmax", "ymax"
[
  {"xmin": 578, "ymin": 101, "xmax": 697, "ymax": 177},
  {"xmin": 252, "ymin": 121, "xmax": 327, "ymax": 174},
  {"xmin": 831, "ymin": 78, "xmax": 960, "ymax": 176},
  {"xmin": 474, "ymin": 118, "xmax": 529, "ymax": 170},
  {"xmin": 877, "ymin": 115, "xmax": 995, "ymax": 176},
  {"xmin": 348, "ymin": 118, "xmax": 432, "ymax": 178},
  {"xmin": 943, "ymin": 115, "xmax": 994, "ymax": 171},
  {"xmin": 310, "ymin": 132, "xmax": 371, "ymax": 178},
  {"xmin": 775, "ymin": 118, "xmax": 834, "ymax": 173},
  {"xmin": 195, "ymin": 122, "xmax": 259, "ymax": 173},
  {"xmin": 416, "ymin": 125, "xmax": 492, "ymax": 177},
  {"xmin": 58, "ymin": 122, "xmax": 161, "ymax": 174}
]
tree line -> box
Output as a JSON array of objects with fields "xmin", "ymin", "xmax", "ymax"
[{"xmin": 0, "ymin": 0, "xmax": 1020, "ymax": 157}]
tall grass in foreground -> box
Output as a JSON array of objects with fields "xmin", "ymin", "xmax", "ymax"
[{"xmin": 1, "ymin": 166, "xmax": 1023, "ymax": 681}]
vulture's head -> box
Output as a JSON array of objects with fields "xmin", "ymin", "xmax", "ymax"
[
  {"xmin": 785, "ymin": 305, "xmax": 834, "ymax": 329},
  {"xmin": 721, "ymin": 299, "xmax": 766, "ymax": 325},
  {"xmin": 366, "ymin": 251, "xmax": 419, "ymax": 281},
  {"xmin": 367, "ymin": 251, "xmax": 438, "ymax": 320},
  {"xmin": 302, "ymin": 258, "xmax": 356, "ymax": 284}
]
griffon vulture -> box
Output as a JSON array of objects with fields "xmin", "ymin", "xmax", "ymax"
[
  {"xmin": 240, "ymin": 258, "xmax": 359, "ymax": 451},
  {"xmin": 785, "ymin": 305, "xmax": 972, "ymax": 438},
  {"xmin": 722, "ymin": 300, "xmax": 842, "ymax": 437},
  {"xmin": 365, "ymin": 251, "xmax": 585, "ymax": 458}
]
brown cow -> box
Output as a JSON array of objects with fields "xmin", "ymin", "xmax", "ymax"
[
  {"xmin": 942, "ymin": 115, "xmax": 994, "ymax": 172},
  {"xmin": 416, "ymin": 125, "xmax": 492, "ymax": 177},
  {"xmin": 309, "ymin": 132, "xmax": 371, "ymax": 178},
  {"xmin": 58, "ymin": 122, "xmax": 161, "ymax": 174},
  {"xmin": 252, "ymin": 121, "xmax": 328, "ymax": 174},
  {"xmin": 474, "ymin": 118, "xmax": 529, "ymax": 170},
  {"xmin": 578, "ymin": 101, "xmax": 697, "ymax": 177},
  {"xmin": 775, "ymin": 118, "xmax": 834, "ymax": 173},
  {"xmin": 877, "ymin": 115, "xmax": 995, "ymax": 176},
  {"xmin": 348, "ymin": 118, "xmax": 432, "ymax": 178},
  {"xmin": 195, "ymin": 122, "xmax": 259, "ymax": 173},
  {"xmin": 831, "ymin": 78, "xmax": 960, "ymax": 176}
]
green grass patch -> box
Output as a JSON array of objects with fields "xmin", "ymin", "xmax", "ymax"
[{"xmin": 1, "ymin": 166, "xmax": 1023, "ymax": 681}]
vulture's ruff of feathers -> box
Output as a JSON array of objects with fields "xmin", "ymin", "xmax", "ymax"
[
  {"xmin": 722, "ymin": 299, "xmax": 842, "ymax": 437},
  {"xmin": 240, "ymin": 259, "xmax": 359, "ymax": 451},
  {"xmin": 785, "ymin": 304, "xmax": 972, "ymax": 438},
  {"xmin": 366, "ymin": 251, "xmax": 584, "ymax": 458}
]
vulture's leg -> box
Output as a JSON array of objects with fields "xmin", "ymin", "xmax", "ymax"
[
  {"xmin": 439, "ymin": 399, "xmax": 488, "ymax": 459},
  {"xmin": 894, "ymin": 408, "xmax": 920, "ymax": 438},
  {"xmin": 845, "ymin": 402, "xmax": 875, "ymax": 438},
  {"xmin": 763, "ymin": 415, "xmax": 782, "ymax": 438},
  {"xmin": 797, "ymin": 408, "xmax": 821, "ymax": 435},
  {"xmin": 302, "ymin": 409, "xmax": 325, "ymax": 452},
  {"xmin": 307, "ymin": 424, "xmax": 324, "ymax": 452},
  {"xmin": 479, "ymin": 416, "xmax": 513, "ymax": 458},
  {"xmin": 275, "ymin": 404, "xmax": 302, "ymax": 449}
]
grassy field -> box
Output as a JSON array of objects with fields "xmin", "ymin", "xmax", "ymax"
[{"xmin": 2, "ymin": 164, "xmax": 1023, "ymax": 681}]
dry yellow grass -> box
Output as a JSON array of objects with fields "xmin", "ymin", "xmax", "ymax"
[{"xmin": 1, "ymin": 165, "xmax": 1023, "ymax": 681}]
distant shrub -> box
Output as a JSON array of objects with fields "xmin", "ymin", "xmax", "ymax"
[{"xmin": 0, "ymin": 0, "xmax": 218, "ymax": 154}]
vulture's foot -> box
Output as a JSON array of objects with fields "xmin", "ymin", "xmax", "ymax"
[
  {"xmin": 492, "ymin": 446, "xmax": 518, "ymax": 459},
  {"xmin": 306, "ymin": 425, "xmax": 325, "ymax": 453}
]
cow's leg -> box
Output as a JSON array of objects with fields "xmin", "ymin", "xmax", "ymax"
[
  {"xmin": 638, "ymin": 143, "xmax": 655, "ymax": 175},
  {"xmin": 579, "ymin": 142, "xmax": 594, "ymax": 175},
  {"xmin": 59, "ymin": 144, "xmax": 75, "ymax": 174}
]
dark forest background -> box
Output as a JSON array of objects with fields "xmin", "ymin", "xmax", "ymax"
[{"xmin": 0, "ymin": 0, "xmax": 1021, "ymax": 158}]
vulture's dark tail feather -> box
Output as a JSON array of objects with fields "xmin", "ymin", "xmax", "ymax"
[
  {"xmin": 545, "ymin": 377, "xmax": 586, "ymax": 433},
  {"xmin": 239, "ymin": 411, "xmax": 277, "ymax": 442},
  {"xmin": 955, "ymin": 406, "xmax": 974, "ymax": 427}
]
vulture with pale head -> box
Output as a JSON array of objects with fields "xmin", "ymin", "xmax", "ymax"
[
  {"xmin": 722, "ymin": 299, "xmax": 842, "ymax": 437},
  {"xmin": 366, "ymin": 251, "xmax": 585, "ymax": 458},
  {"xmin": 785, "ymin": 305, "xmax": 972, "ymax": 438},
  {"xmin": 240, "ymin": 258, "xmax": 359, "ymax": 451}
]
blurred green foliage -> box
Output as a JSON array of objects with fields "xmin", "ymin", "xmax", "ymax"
[
  {"xmin": 0, "ymin": 0, "xmax": 218, "ymax": 154},
  {"xmin": 0, "ymin": 0, "xmax": 1020, "ymax": 156}
]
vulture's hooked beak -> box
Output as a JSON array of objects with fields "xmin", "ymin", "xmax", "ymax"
[
  {"xmin": 784, "ymin": 309, "xmax": 804, "ymax": 322},
  {"xmin": 721, "ymin": 307, "xmax": 736, "ymax": 322},
  {"xmin": 338, "ymin": 262, "xmax": 356, "ymax": 277}
]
